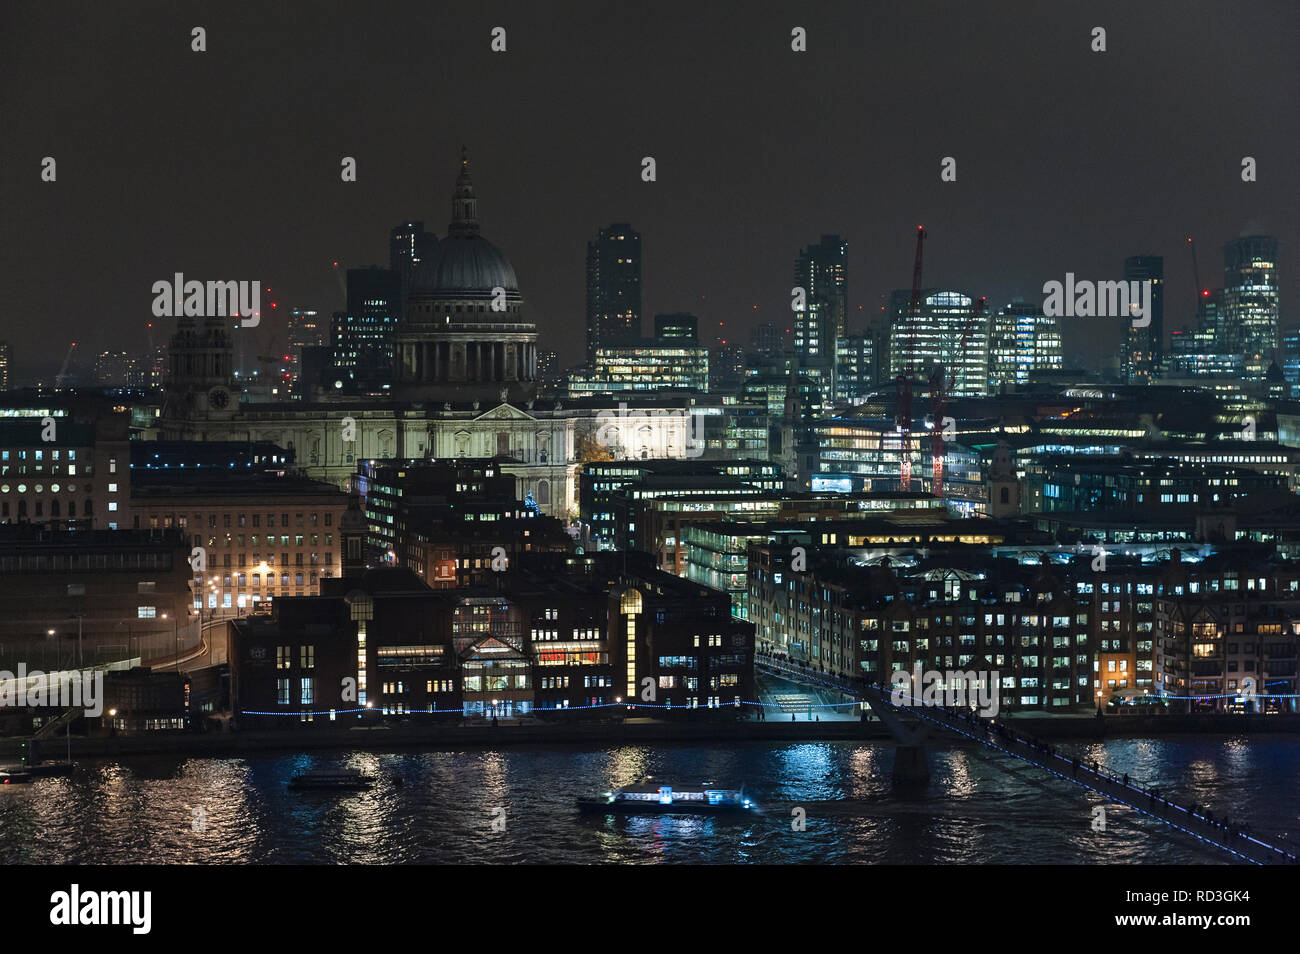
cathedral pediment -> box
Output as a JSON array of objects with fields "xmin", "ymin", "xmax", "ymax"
[{"xmin": 475, "ymin": 403, "xmax": 536, "ymax": 422}]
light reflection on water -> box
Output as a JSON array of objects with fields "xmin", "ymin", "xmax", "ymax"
[{"xmin": 1, "ymin": 737, "xmax": 1295, "ymax": 864}]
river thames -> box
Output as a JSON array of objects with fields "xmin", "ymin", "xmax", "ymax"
[{"xmin": 2, "ymin": 737, "xmax": 1296, "ymax": 864}]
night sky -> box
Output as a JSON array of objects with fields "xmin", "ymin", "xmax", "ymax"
[{"xmin": 3, "ymin": 0, "xmax": 1297, "ymax": 383}]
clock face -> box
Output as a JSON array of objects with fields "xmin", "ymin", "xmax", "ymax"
[{"xmin": 208, "ymin": 387, "xmax": 230, "ymax": 409}]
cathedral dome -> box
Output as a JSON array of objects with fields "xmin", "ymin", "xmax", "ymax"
[
  {"xmin": 407, "ymin": 148, "xmax": 520, "ymax": 302},
  {"xmin": 409, "ymin": 235, "xmax": 518, "ymax": 298},
  {"xmin": 393, "ymin": 148, "xmax": 537, "ymax": 405}
]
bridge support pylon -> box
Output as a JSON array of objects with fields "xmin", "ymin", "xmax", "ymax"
[
  {"xmin": 892, "ymin": 744, "xmax": 930, "ymax": 785},
  {"xmin": 865, "ymin": 695, "xmax": 931, "ymax": 788}
]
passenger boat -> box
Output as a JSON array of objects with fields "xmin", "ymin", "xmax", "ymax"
[
  {"xmin": 287, "ymin": 768, "xmax": 376, "ymax": 790},
  {"xmin": 577, "ymin": 778, "xmax": 755, "ymax": 815},
  {"xmin": 0, "ymin": 760, "xmax": 70, "ymax": 783}
]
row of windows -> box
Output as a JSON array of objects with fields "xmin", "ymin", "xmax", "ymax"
[
  {"xmin": 1, "ymin": 480, "xmax": 86, "ymax": 492},
  {"xmin": 275, "ymin": 645, "xmax": 315, "ymax": 669},
  {"xmin": 191, "ymin": 534, "xmax": 332, "ymax": 547},
  {"xmin": 195, "ymin": 554, "xmax": 334, "ymax": 568},
  {"xmin": 173, "ymin": 512, "xmax": 336, "ymax": 529},
  {"xmin": 1, "ymin": 449, "xmax": 79, "ymax": 461},
  {"xmin": 1, "ymin": 498, "xmax": 94, "ymax": 518}
]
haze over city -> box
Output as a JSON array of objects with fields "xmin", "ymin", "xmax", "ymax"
[{"xmin": 3, "ymin": 0, "xmax": 1297, "ymax": 382}]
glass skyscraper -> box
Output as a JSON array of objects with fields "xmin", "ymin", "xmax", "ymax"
[{"xmin": 1223, "ymin": 235, "xmax": 1280, "ymax": 379}]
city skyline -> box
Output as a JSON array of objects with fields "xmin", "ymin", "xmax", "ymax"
[
  {"xmin": 4, "ymin": 0, "xmax": 1300, "ymax": 893},
  {"xmin": 3, "ymin": 0, "xmax": 1297, "ymax": 383}
]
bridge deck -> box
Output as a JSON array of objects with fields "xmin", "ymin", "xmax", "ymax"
[{"xmin": 756, "ymin": 657, "xmax": 1299, "ymax": 865}]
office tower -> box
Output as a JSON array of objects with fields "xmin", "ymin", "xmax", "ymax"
[
  {"xmin": 0, "ymin": 341, "xmax": 9, "ymax": 390},
  {"xmin": 888, "ymin": 289, "xmax": 991, "ymax": 397},
  {"xmin": 709, "ymin": 344, "xmax": 745, "ymax": 393},
  {"xmin": 346, "ymin": 267, "xmax": 402, "ymax": 323},
  {"xmin": 991, "ymin": 301, "xmax": 1063, "ymax": 388},
  {"xmin": 1223, "ymin": 235, "xmax": 1280, "ymax": 379},
  {"xmin": 1199, "ymin": 288, "xmax": 1231, "ymax": 348},
  {"xmin": 1280, "ymin": 331, "xmax": 1300, "ymax": 397},
  {"xmin": 536, "ymin": 350, "xmax": 559, "ymax": 383},
  {"xmin": 792, "ymin": 236, "xmax": 847, "ymax": 407},
  {"xmin": 297, "ymin": 346, "xmax": 331, "ymax": 399},
  {"xmin": 1120, "ymin": 256, "xmax": 1164, "ymax": 384},
  {"xmin": 288, "ymin": 309, "xmax": 327, "ymax": 367},
  {"xmin": 654, "ymin": 313, "xmax": 698, "ymax": 343},
  {"xmin": 130, "ymin": 349, "xmax": 164, "ymax": 389},
  {"xmin": 390, "ymin": 220, "xmax": 438, "ymax": 314},
  {"xmin": 749, "ymin": 320, "xmax": 785, "ymax": 356},
  {"xmin": 390, "ymin": 220, "xmax": 438, "ymax": 277},
  {"xmin": 567, "ymin": 340, "xmax": 709, "ymax": 395},
  {"xmin": 793, "ymin": 235, "xmax": 848, "ymax": 343},
  {"xmin": 834, "ymin": 335, "xmax": 874, "ymax": 404},
  {"xmin": 331, "ymin": 267, "xmax": 402, "ymax": 394},
  {"xmin": 585, "ymin": 224, "xmax": 642, "ymax": 364},
  {"xmin": 1166, "ymin": 287, "xmax": 1242, "ymax": 376}
]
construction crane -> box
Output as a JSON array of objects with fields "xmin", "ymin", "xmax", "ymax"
[
  {"xmin": 54, "ymin": 341, "xmax": 78, "ymax": 389},
  {"xmin": 895, "ymin": 226, "xmax": 926, "ymax": 492},
  {"xmin": 1187, "ymin": 236, "xmax": 1213, "ymax": 325},
  {"xmin": 929, "ymin": 296, "xmax": 987, "ymax": 500}
]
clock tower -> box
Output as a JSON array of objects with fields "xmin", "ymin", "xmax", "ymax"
[{"xmin": 161, "ymin": 312, "xmax": 237, "ymax": 423}]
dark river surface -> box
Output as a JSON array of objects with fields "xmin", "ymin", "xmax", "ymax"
[{"xmin": 2, "ymin": 737, "xmax": 1297, "ymax": 864}]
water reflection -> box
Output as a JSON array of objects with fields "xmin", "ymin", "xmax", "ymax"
[{"xmin": 0, "ymin": 737, "xmax": 1292, "ymax": 864}]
